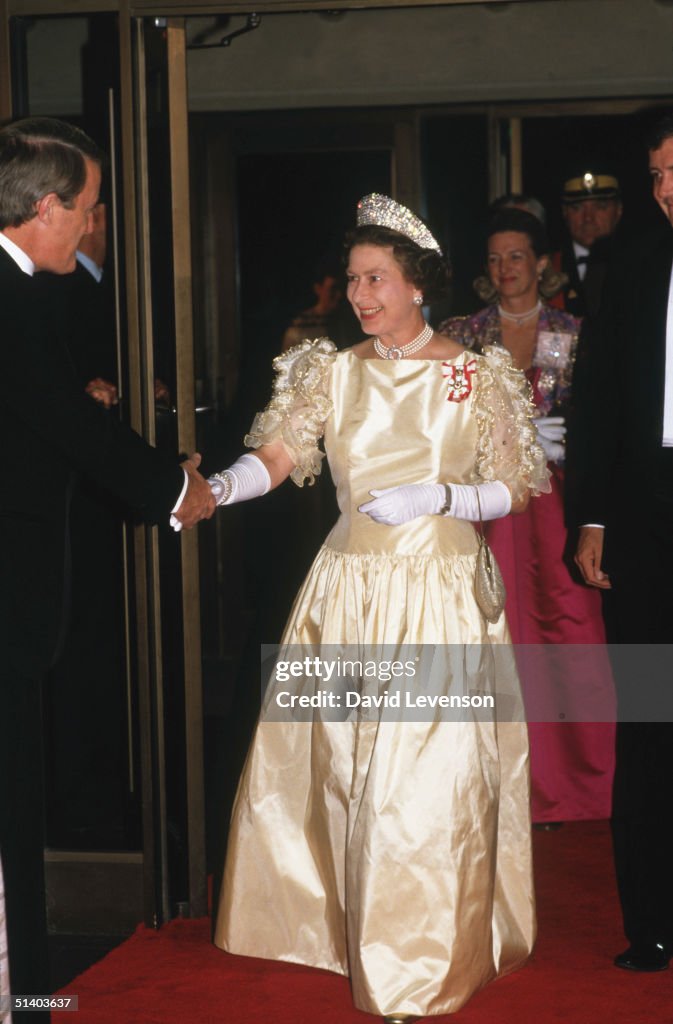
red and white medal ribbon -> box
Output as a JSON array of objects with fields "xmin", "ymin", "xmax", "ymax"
[{"xmin": 443, "ymin": 358, "xmax": 476, "ymax": 402}]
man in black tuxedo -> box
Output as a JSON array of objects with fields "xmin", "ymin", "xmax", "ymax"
[
  {"xmin": 571, "ymin": 114, "xmax": 673, "ymax": 972},
  {"xmin": 554, "ymin": 171, "xmax": 623, "ymax": 319},
  {"xmin": 0, "ymin": 117, "xmax": 215, "ymax": 1015}
]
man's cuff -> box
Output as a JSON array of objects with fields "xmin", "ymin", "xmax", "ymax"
[
  {"xmin": 169, "ymin": 468, "xmax": 189, "ymax": 529},
  {"xmin": 581, "ymin": 523, "xmax": 605, "ymax": 529}
]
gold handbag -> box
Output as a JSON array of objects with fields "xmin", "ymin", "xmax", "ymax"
[{"xmin": 474, "ymin": 488, "xmax": 506, "ymax": 624}]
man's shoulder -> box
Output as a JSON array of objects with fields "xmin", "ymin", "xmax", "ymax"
[
  {"xmin": 0, "ymin": 245, "xmax": 31, "ymax": 285},
  {"xmin": 0, "ymin": 245, "xmax": 20, "ymax": 276},
  {"xmin": 611, "ymin": 223, "xmax": 672, "ymax": 269},
  {"xmin": 0, "ymin": 249, "xmax": 34, "ymax": 317}
]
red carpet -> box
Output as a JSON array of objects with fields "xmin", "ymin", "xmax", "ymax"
[{"xmin": 57, "ymin": 822, "xmax": 673, "ymax": 1023}]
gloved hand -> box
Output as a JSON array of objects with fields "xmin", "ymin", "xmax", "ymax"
[
  {"xmin": 209, "ymin": 453, "xmax": 271, "ymax": 505},
  {"xmin": 535, "ymin": 415, "xmax": 566, "ymax": 464},
  {"xmin": 359, "ymin": 480, "xmax": 512, "ymax": 525},
  {"xmin": 358, "ymin": 483, "xmax": 444, "ymax": 525}
]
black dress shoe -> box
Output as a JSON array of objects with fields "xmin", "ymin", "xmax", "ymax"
[{"xmin": 614, "ymin": 942, "xmax": 673, "ymax": 972}]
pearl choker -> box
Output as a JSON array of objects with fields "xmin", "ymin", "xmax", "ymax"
[
  {"xmin": 373, "ymin": 321, "xmax": 434, "ymax": 360},
  {"xmin": 497, "ymin": 301, "xmax": 541, "ymax": 326}
]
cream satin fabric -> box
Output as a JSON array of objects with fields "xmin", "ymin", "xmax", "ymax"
[{"xmin": 215, "ymin": 351, "xmax": 535, "ymax": 1017}]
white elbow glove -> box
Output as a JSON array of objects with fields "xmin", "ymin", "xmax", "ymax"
[
  {"xmin": 441, "ymin": 480, "xmax": 511, "ymax": 520},
  {"xmin": 208, "ymin": 453, "xmax": 271, "ymax": 506},
  {"xmin": 535, "ymin": 415, "xmax": 566, "ymax": 464},
  {"xmin": 358, "ymin": 479, "xmax": 511, "ymax": 526}
]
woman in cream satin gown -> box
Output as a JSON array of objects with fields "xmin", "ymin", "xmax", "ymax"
[{"xmin": 213, "ymin": 196, "xmax": 549, "ymax": 1021}]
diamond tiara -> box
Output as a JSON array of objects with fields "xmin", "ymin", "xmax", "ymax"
[{"xmin": 356, "ymin": 193, "xmax": 442, "ymax": 255}]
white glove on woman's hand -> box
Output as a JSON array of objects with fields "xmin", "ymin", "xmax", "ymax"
[
  {"xmin": 358, "ymin": 479, "xmax": 512, "ymax": 525},
  {"xmin": 209, "ymin": 453, "xmax": 271, "ymax": 505},
  {"xmin": 358, "ymin": 483, "xmax": 444, "ymax": 525},
  {"xmin": 535, "ymin": 415, "xmax": 566, "ymax": 464}
]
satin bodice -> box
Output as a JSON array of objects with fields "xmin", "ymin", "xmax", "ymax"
[{"xmin": 324, "ymin": 351, "xmax": 481, "ymax": 558}]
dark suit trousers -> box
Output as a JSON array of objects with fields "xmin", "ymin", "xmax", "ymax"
[
  {"xmin": 603, "ymin": 493, "xmax": 673, "ymax": 947},
  {"xmin": 0, "ymin": 674, "xmax": 51, "ymax": 1022}
]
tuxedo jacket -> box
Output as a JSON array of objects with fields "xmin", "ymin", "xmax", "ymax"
[
  {"xmin": 567, "ymin": 223, "xmax": 673, "ymax": 569},
  {"xmin": 35, "ymin": 261, "xmax": 117, "ymax": 385},
  {"xmin": 553, "ymin": 234, "xmax": 618, "ymax": 320},
  {"xmin": 554, "ymin": 241, "xmax": 586, "ymax": 318},
  {"xmin": 0, "ymin": 247, "xmax": 184, "ymax": 678}
]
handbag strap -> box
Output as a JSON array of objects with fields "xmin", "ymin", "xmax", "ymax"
[{"xmin": 474, "ymin": 486, "xmax": 485, "ymax": 539}]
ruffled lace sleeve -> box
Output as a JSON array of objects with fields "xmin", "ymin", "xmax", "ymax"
[
  {"xmin": 470, "ymin": 346, "xmax": 551, "ymax": 501},
  {"xmin": 244, "ymin": 338, "xmax": 337, "ymax": 486}
]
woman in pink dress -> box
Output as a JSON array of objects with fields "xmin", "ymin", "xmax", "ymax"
[{"xmin": 440, "ymin": 207, "xmax": 615, "ymax": 824}]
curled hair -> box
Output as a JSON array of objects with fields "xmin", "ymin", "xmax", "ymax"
[
  {"xmin": 486, "ymin": 208, "xmax": 550, "ymax": 257},
  {"xmin": 474, "ymin": 264, "xmax": 567, "ymax": 303},
  {"xmin": 473, "ymin": 207, "xmax": 567, "ymax": 303},
  {"xmin": 343, "ymin": 224, "xmax": 451, "ymax": 304},
  {"xmin": 0, "ymin": 117, "xmax": 104, "ymax": 229}
]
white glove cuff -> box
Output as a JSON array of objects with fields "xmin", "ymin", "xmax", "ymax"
[
  {"xmin": 209, "ymin": 453, "xmax": 271, "ymax": 505},
  {"xmin": 442, "ymin": 480, "xmax": 511, "ymax": 521}
]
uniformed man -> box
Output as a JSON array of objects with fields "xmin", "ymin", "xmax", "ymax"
[{"xmin": 552, "ymin": 171, "xmax": 623, "ymax": 318}]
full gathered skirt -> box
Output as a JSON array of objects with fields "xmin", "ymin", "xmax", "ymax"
[{"xmin": 216, "ymin": 546, "xmax": 535, "ymax": 1017}]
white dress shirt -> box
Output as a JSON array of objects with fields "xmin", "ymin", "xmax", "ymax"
[
  {"xmin": 663, "ymin": 259, "xmax": 673, "ymax": 447},
  {"xmin": 572, "ymin": 241, "xmax": 590, "ymax": 282},
  {"xmin": 76, "ymin": 248, "xmax": 103, "ymax": 283}
]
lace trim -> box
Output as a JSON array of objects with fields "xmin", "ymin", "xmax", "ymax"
[
  {"xmin": 471, "ymin": 346, "xmax": 551, "ymax": 501},
  {"xmin": 244, "ymin": 337, "xmax": 337, "ymax": 486}
]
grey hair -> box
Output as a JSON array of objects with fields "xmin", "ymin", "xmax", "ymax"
[{"xmin": 0, "ymin": 117, "xmax": 103, "ymax": 230}]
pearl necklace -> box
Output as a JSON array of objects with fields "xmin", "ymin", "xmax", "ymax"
[
  {"xmin": 497, "ymin": 301, "xmax": 542, "ymax": 327},
  {"xmin": 373, "ymin": 321, "xmax": 434, "ymax": 360}
]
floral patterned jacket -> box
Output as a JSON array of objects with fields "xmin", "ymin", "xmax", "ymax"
[{"xmin": 438, "ymin": 303, "xmax": 580, "ymax": 417}]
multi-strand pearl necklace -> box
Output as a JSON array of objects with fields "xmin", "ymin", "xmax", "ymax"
[
  {"xmin": 497, "ymin": 301, "xmax": 542, "ymax": 327},
  {"xmin": 373, "ymin": 321, "xmax": 434, "ymax": 360}
]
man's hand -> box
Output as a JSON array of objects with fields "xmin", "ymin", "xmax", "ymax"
[
  {"xmin": 575, "ymin": 526, "xmax": 611, "ymax": 589},
  {"xmin": 173, "ymin": 453, "xmax": 216, "ymax": 531},
  {"xmin": 154, "ymin": 378, "xmax": 171, "ymax": 405},
  {"xmin": 86, "ymin": 377, "xmax": 119, "ymax": 408}
]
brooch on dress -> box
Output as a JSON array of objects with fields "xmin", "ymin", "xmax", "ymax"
[{"xmin": 443, "ymin": 359, "xmax": 476, "ymax": 402}]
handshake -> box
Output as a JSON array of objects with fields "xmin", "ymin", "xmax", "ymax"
[
  {"xmin": 171, "ymin": 453, "xmax": 272, "ymax": 531},
  {"xmin": 170, "ymin": 453, "xmax": 218, "ymax": 532}
]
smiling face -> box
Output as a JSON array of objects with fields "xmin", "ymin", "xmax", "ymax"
[
  {"xmin": 487, "ymin": 230, "xmax": 546, "ymax": 305},
  {"xmin": 650, "ymin": 137, "xmax": 673, "ymax": 228},
  {"xmin": 346, "ymin": 243, "xmax": 421, "ymax": 342},
  {"xmin": 36, "ymin": 157, "xmax": 101, "ymax": 274}
]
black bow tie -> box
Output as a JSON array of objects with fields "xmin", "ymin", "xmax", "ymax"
[{"xmin": 576, "ymin": 255, "xmax": 589, "ymax": 264}]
